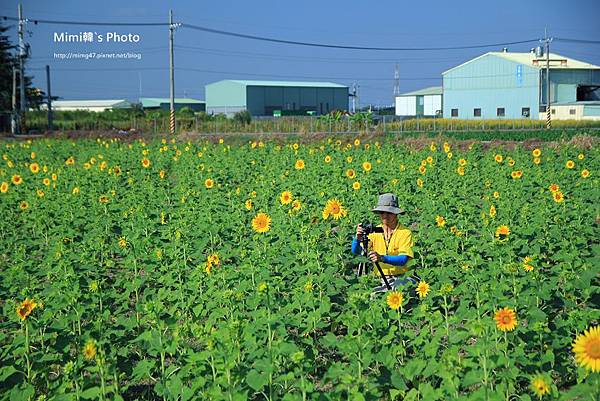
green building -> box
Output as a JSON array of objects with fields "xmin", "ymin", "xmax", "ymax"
[
  {"xmin": 140, "ymin": 98, "xmax": 205, "ymax": 112},
  {"xmin": 205, "ymin": 80, "xmax": 349, "ymax": 116},
  {"xmin": 443, "ymin": 51, "xmax": 600, "ymax": 119}
]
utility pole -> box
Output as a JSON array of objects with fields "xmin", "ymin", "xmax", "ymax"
[
  {"xmin": 544, "ymin": 32, "xmax": 552, "ymax": 129},
  {"xmin": 393, "ymin": 63, "xmax": 400, "ymax": 98},
  {"xmin": 18, "ymin": 2, "xmax": 27, "ymax": 134},
  {"xmin": 169, "ymin": 9, "xmax": 175, "ymax": 135},
  {"xmin": 11, "ymin": 67, "xmax": 18, "ymax": 136},
  {"xmin": 46, "ymin": 65, "xmax": 53, "ymax": 131}
]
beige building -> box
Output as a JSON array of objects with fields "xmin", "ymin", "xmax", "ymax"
[{"xmin": 540, "ymin": 101, "xmax": 600, "ymax": 121}]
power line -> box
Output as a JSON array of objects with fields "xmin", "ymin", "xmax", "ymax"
[
  {"xmin": 181, "ymin": 23, "xmax": 541, "ymax": 51},
  {"xmin": 1, "ymin": 15, "xmax": 169, "ymax": 26},
  {"xmin": 173, "ymin": 44, "xmax": 469, "ymax": 64},
  {"xmin": 1, "ymin": 14, "xmax": 543, "ymax": 51},
  {"xmin": 554, "ymin": 37, "xmax": 600, "ymax": 45}
]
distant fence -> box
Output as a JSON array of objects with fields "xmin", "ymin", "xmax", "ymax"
[{"xmin": 4, "ymin": 113, "xmax": 600, "ymax": 136}]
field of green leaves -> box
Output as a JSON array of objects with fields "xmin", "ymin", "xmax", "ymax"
[{"xmin": 1, "ymin": 136, "xmax": 598, "ymax": 401}]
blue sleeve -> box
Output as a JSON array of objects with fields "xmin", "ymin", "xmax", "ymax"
[
  {"xmin": 351, "ymin": 237, "xmax": 361, "ymax": 255},
  {"xmin": 381, "ymin": 254, "xmax": 409, "ymax": 266}
]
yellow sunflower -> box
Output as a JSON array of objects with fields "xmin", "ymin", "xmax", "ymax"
[
  {"xmin": 29, "ymin": 163, "xmax": 40, "ymax": 174},
  {"xmin": 494, "ymin": 307, "xmax": 517, "ymax": 331},
  {"xmin": 386, "ymin": 291, "xmax": 403, "ymax": 310},
  {"xmin": 456, "ymin": 166, "xmax": 465, "ymax": 176},
  {"xmin": 530, "ymin": 374, "xmax": 550, "ymax": 398},
  {"xmin": 548, "ymin": 184, "xmax": 560, "ymax": 193},
  {"xmin": 581, "ymin": 169, "xmax": 590, "ymax": 178},
  {"xmin": 141, "ymin": 157, "xmax": 151, "ymax": 168},
  {"xmin": 416, "ymin": 178, "xmax": 423, "ymax": 188},
  {"xmin": 12, "ymin": 174, "xmax": 23, "ymax": 185},
  {"xmin": 435, "ymin": 215, "xmax": 446, "ymax": 227},
  {"xmin": 322, "ymin": 198, "xmax": 346, "ymax": 220},
  {"xmin": 495, "ymin": 225, "xmax": 510, "ymax": 240},
  {"xmin": 291, "ymin": 199, "xmax": 301, "ymax": 211},
  {"xmin": 552, "ymin": 192, "xmax": 564, "ymax": 203},
  {"xmin": 295, "ymin": 159, "xmax": 305, "ymax": 170},
  {"xmin": 572, "ymin": 325, "xmax": 600, "ymax": 372},
  {"xmin": 565, "ymin": 160, "xmax": 575, "ymax": 169},
  {"xmin": 458, "ymin": 158, "xmax": 467, "ymax": 166},
  {"xmin": 416, "ymin": 281, "xmax": 430, "ymax": 299},
  {"xmin": 354, "ymin": 138, "xmax": 361, "ymax": 146},
  {"xmin": 352, "ymin": 181, "xmax": 361, "ymax": 190},
  {"xmin": 245, "ymin": 199, "xmax": 253, "ymax": 210},
  {"xmin": 346, "ymin": 168, "xmax": 356, "ymax": 179},
  {"xmin": 19, "ymin": 201, "xmax": 29, "ymax": 210},
  {"xmin": 533, "ymin": 157, "xmax": 541, "ymax": 165},
  {"xmin": 419, "ymin": 165, "xmax": 426, "ymax": 174},
  {"xmin": 16, "ymin": 298, "xmax": 37, "ymax": 320},
  {"xmin": 489, "ymin": 205, "xmax": 496, "ymax": 218},
  {"xmin": 83, "ymin": 340, "xmax": 97, "ymax": 360},
  {"xmin": 252, "ymin": 212, "xmax": 271, "ymax": 233},
  {"xmin": 205, "ymin": 178, "xmax": 214, "ymax": 189},
  {"xmin": 532, "ymin": 149, "xmax": 541, "ymax": 158},
  {"xmin": 324, "ymin": 155, "xmax": 331, "ymax": 163},
  {"xmin": 577, "ymin": 153, "xmax": 584, "ymax": 160},
  {"xmin": 1, "ymin": 182, "xmax": 8, "ymax": 193},
  {"xmin": 493, "ymin": 191, "xmax": 500, "ymax": 199},
  {"xmin": 280, "ymin": 191, "xmax": 293, "ymax": 205},
  {"xmin": 362, "ymin": 161, "xmax": 372, "ymax": 172}
]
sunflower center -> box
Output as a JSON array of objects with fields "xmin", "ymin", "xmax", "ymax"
[
  {"xmin": 585, "ymin": 338, "xmax": 600, "ymax": 359},
  {"xmin": 502, "ymin": 315, "xmax": 512, "ymax": 324},
  {"xmin": 331, "ymin": 205, "xmax": 340, "ymax": 214}
]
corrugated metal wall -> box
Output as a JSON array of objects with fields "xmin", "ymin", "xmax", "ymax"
[
  {"xmin": 540, "ymin": 69, "xmax": 600, "ymax": 104},
  {"xmin": 206, "ymin": 81, "xmax": 247, "ymax": 115},
  {"xmin": 443, "ymin": 54, "xmax": 540, "ymax": 119},
  {"xmin": 246, "ymin": 86, "xmax": 348, "ymax": 116}
]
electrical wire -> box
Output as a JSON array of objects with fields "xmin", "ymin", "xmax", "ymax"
[
  {"xmin": 554, "ymin": 37, "xmax": 600, "ymax": 45},
  {"xmin": 181, "ymin": 23, "xmax": 541, "ymax": 51},
  {"xmin": 1, "ymin": 15, "xmax": 169, "ymax": 26},
  {"xmin": 1, "ymin": 15, "xmax": 544, "ymax": 51}
]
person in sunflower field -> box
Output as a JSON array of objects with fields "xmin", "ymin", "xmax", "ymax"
[{"xmin": 351, "ymin": 193, "xmax": 417, "ymax": 293}]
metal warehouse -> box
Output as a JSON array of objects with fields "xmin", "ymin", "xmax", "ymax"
[
  {"xmin": 442, "ymin": 50, "xmax": 600, "ymax": 120},
  {"xmin": 140, "ymin": 98, "xmax": 205, "ymax": 112},
  {"xmin": 205, "ymin": 80, "xmax": 349, "ymax": 116},
  {"xmin": 395, "ymin": 86, "xmax": 442, "ymax": 117}
]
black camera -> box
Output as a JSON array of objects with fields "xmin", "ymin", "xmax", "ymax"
[{"xmin": 359, "ymin": 221, "xmax": 384, "ymax": 236}]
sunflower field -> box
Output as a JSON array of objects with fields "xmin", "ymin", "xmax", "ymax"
[{"xmin": 0, "ymin": 136, "xmax": 599, "ymax": 401}]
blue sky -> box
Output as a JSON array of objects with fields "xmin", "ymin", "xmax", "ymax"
[{"xmin": 1, "ymin": 0, "xmax": 599, "ymax": 107}]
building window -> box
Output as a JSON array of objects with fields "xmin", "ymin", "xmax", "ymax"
[
  {"xmin": 497, "ymin": 108, "xmax": 505, "ymax": 117},
  {"xmin": 539, "ymin": 105, "xmax": 546, "ymax": 113},
  {"xmin": 522, "ymin": 107, "xmax": 530, "ymax": 118},
  {"xmin": 569, "ymin": 108, "xmax": 576, "ymax": 115},
  {"xmin": 473, "ymin": 108, "xmax": 481, "ymax": 117},
  {"xmin": 551, "ymin": 109, "xmax": 556, "ymax": 115},
  {"xmin": 451, "ymin": 108, "xmax": 458, "ymax": 117}
]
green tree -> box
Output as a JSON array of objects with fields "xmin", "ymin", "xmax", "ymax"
[{"xmin": 0, "ymin": 23, "xmax": 45, "ymax": 112}]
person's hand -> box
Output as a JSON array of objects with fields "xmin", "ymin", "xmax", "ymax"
[
  {"xmin": 356, "ymin": 224, "xmax": 365, "ymax": 239},
  {"xmin": 368, "ymin": 251, "xmax": 382, "ymax": 263}
]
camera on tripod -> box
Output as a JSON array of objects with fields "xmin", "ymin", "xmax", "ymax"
[{"xmin": 358, "ymin": 221, "xmax": 384, "ymax": 239}]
